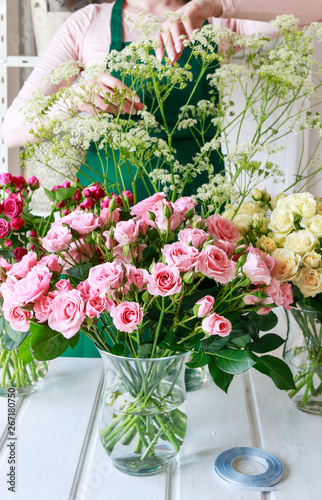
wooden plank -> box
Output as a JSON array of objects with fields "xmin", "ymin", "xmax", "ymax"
[
  {"xmin": 0, "ymin": 358, "xmax": 103, "ymax": 500},
  {"xmin": 249, "ymin": 369, "xmax": 322, "ymax": 500}
]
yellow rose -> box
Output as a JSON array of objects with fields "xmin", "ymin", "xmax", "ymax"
[
  {"xmin": 239, "ymin": 201, "xmax": 266, "ymax": 217},
  {"xmin": 269, "ymin": 209, "xmax": 294, "ymax": 234},
  {"xmin": 302, "ymin": 251, "xmax": 322, "ymax": 269},
  {"xmin": 222, "ymin": 205, "xmax": 238, "ymax": 220},
  {"xmin": 272, "ymin": 248, "xmax": 301, "ymax": 282},
  {"xmin": 285, "ymin": 230, "xmax": 316, "ymax": 256},
  {"xmin": 232, "ymin": 214, "xmax": 252, "ymax": 235},
  {"xmin": 301, "ymin": 215, "xmax": 322, "ymax": 238},
  {"xmin": 256, "ymin": 235, "xmax": 277, "ymax": 254},
  {"xmin": 294, "ymin": 267, "xmax": 322, "ymax": 298},
  {"xmin": 277, "ymin": 193, "xmax": 316, "ymax": 217}
]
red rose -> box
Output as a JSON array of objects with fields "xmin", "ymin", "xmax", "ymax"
[
  {"xmin": 3, "ymin": 196, "xmax": 23, "ymax": 218},
  {"xmin": 11, "ymin": 175, "xmax": 26, "ymax": 192},
  {"xmin": 13, "ymin": 247, "xmax": 28, "ymax": 262},
  {"xmin": 79, "ymin": 198, "xmax": 95, "ymax": 210},
  {"xmin": 29, "ymin": 230, "xmax": 37, "ymax": 238},
  {"xmin": 0, "ymin": 219, "xmax": 10, "ymax": 239},
  {"xmin": 10, "ymin": 217, "xmax": 24, "ymax": 231},
  {"xmin": 73, "ymin": 189, "xmax": 82, "ymax": 202}
]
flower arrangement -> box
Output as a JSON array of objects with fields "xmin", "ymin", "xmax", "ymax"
[{"xmin": 225, "ymin": 189, "xmax": 322, "ymax": 411}]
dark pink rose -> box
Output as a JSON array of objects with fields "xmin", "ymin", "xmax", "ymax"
[
  {"xmin": 14, "ymin": 266, "xmax": 52, "ymax": 305},
  {"xmin": 42, "ymin": 225, "xmax": 73, "ymax": 252},
  {"xmin": 202, "ymin": 313, "xmax": 232, "ymax": 337},
  {"xmin": 243, "ymin": 252, "xmax": 271, "ymax": 286},
  {"xmin": 110, "ymin": 301, "xmax": 143, "ymax": 333},
  {"xmin": 79, "ymin": 198, "xmax": 95, "ymax": 210},
  {"xmin": 206, "ymin": 214, "xmax": 240, "ymax": 243},
  {"xmin": 13, "ymin": 247, "xmax": 28, "ymax": 262},
  {"xmin": 3, "ymin": 239, "xmax": 12, "ymax": 247},
  {"xmin": 199, "ymin": 245, "xmax": 236, "ymax": 284},
  {"xmin": 88, "ymin": 262, "xmax": 124, "ymax": 293},
  {"xmin": 194, "ymin": 295, "xmax": 215, "ymax": 317},
  {"xmin": 10, "ymin": 217, "xmax": 24, "ymax": 231},
  {"xmin": 73, "ymin": 189, "xmax": 82, "ymax": 202},
  {"xmin": 178, "ymin": 228, "xmax": 208, "ymax": 248},
  {"xmin": 147, "ymin": 263, "xmax": 182, "ymax": 296},
  {"xmin": 3, "ymin": 195, "xmax": 23, "ymax": 218},
  {"xmin": 10, "ymin": 175, "xmax": 26, "ymax": 192},
  {"xmin": 34, "ymin": 295, "xmax": 54, "ymax": 323},
  {"xmin": 0, "ymin": 173, "xmax": 12, "ymax": 186},
  {"xmin": 130, "ymin": 192, "xmax": 166, "ymax": 218},
  {"xmin": 0, "ymin": 219, "xmax": 10, "ymax": 239},
  {"xmin": 27, "ymin": 176, "xmax": 40, "ymax": 190},
  {"xmin": 162, "ymin": 242, "xmax": 199, "ymax": 272},
  {"xmin": 48, "ymin": 290, "xmax": 85, "ymax": 338},
  {"xmin": 122, "ymin": 191, "xmax": 134, "ymax": 206}
]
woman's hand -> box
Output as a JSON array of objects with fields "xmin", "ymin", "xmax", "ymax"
[
  {"xmin": 155, "ymin": 0, "xmax": 223, "ymax": 63},
  {"xmin": 74, "ymin": 73, "xmax": 144, "ymax": 115}
]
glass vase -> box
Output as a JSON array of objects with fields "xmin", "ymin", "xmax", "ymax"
[
  {"xmin": 185, "ymin": 366, "xmax": 208, "ymax": 392},
  {"xmin": 98, "ymin": 349, "xmax": 189, "ymax": 476},
  {"xmin": 283, "ymin": 306, "xmax": 322, "ymax": 415},
  {"xmin": 0, "ymin": 347, "xmax": 49, "ymax": 397}
]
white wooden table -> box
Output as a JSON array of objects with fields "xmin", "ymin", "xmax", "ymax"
[{"xmin": 0, "ymin": 357, "xmax": 321, "ymax": 500}]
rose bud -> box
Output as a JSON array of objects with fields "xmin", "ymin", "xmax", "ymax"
[
  {"xmin": 13, "ymin": 247, "xmax": 28, "ymax": 262},
  {"xmin": 10, "ymin": 217, "xmax": 24, "ymax": 231},
  {"xmin": 73, "ymin": 189, "xmax": 82, "ymax": 202},
  {"xmin": 4, "ymin": 239, "xmax": 12, "ymax": 247},
  {"xmin": 61, "ymin": 182, "xmax": 71, "ymax": 188},
  {"xmin": 30, "ymin": 230, "xmax": 37, "ymax": 238},
  {"xmin": 27, "ymin": 176, "xmax": 40, "ymax": 190},
  {"xmin": 79, "ymin": 198, "xmax": 95, "ymax": 210}
]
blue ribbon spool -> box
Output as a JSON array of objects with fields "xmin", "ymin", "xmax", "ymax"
[{"xmin": 214, "ymin": 447, "xmax": 283, "ymax": 491}]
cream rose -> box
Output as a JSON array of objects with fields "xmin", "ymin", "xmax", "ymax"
[
  {"xmin": 256, "ymin": 235, "xmax": 277, "ymax": 254},
  {"xmin": 302, "ymin": 251, "xmax": 322, "ymax": 269},
  {"xmin": 270, "ymin": 193, "xmax": 287, "ymax": 210},
  {"xmin": 277, "ymin": 193, "xmax": 316, "ymax": 218},
  {"xmin": 239, "ymin": 201, "xmax": 266, "ymax": 217},
  {"xmin": 269, "ymin": 209, "xmax": 294, "ymax": 234},
  {"xmin": 301, "ymin": 215, "xmax": 322, "ymax": 238},
  {"xmin": 316, "ymin": 198, "xmax": 322, "ymax": 215},
  {"xmin": 285, "ymin": 230, "xmax": 316, "ymax": 256},
  {"xmin": 232, "ymin": 214, "xmax": 252, "ymax": 235},
  {"xmin": 294, "ymin": 267, "xmax": 322, "ymax": 298},
  {"xmin": 272, "ymin": 248, "xmax": 301, "ymax": 282},
  {"xmin": 222, "ymin": 205, "xmax": 238, "ymax": 220}
]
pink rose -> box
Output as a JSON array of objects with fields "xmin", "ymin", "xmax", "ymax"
[
  {"xmin": 134, "ymin": 218, "xmax": 149, "ymax": 236},
  {"xmin": 77, "ymin": 279, "xmax": 99, "ymax": 300},
  {"xmin": 243, "ymin": 294, "xmax": 260, "ymax": 306},
  {"xmin": 102, "ymin": 230, "xmax": 114, "ymax": 250},
  {"xmin": 85, "ymin": 294, "xmax": 112, "ymax": 318},
  {"xmin": 0, "ymin": 219, "xmax": 10, "ymax": 239},
  {"xmin": 126, "ymin": 265, "xmax": 149, "ymax": 291},
  {"xmin": 55, "ymin": 279, "xmax": 73, "ymax": 293},
  {"xmin": 3, "ymin": 195, "xmax": 23, "ymax": 218},
  {"xmin": 248, "ymin": 247, "xmax": 276, "ymax": 276},
  {"xmin": 27, "ymin": 176, "xmax": 40, "ymax": 190},
  {"xmin": 206, "ymin": 214, "xmax": 240, "ymax": 243},
  {"xmin": 130, "ymin": 192, "xmax": 166, "ymax": 218},
  {"xmin": 99, "ymin": 207, "xmax": 121, "ymax": 226},
  {"xmin": 114, "ymin": 220, "xmax": 139, "ymax": 246},
  {"xmin": 152, "ymin": 201, "xmax": 185, "ymax": 231},
  {"xmin": 3, "ymin": 303, "xmax": 33, "ymax": 332},
  {"xmin": 162, "ymin": 242, "xmax": 199, "ymax": 272},
  {"xmin": 280, "ymin": 284, "xmax": 293, "ymax": 310},
  {"xmin": 7, "ymin": 251, "xmax": 37, "ymax": 279},
  {"xmin": 14, "ymin": 266, "xmax": 52, "ymax": 305},
  {"xmin": 122, "ymin": 190, "xmax": 134, "ymax": 205},
  {"xmin": 178, "ymin": 228, "xmax": 208, "ymax": 248},
  {"xmin": 113, "ymin": 243, "xmax": 146, "ymax": 265},
  {"xmin": 54, "ymin": 210, "xmax": 100, "ymax": 235},
  {"xmin": 243, "ymin": 252, "xmax": 271, "ymax": 286},
  {"xmin": 257, "ymin": 307, "xmax": 272, "ymax": 315},
  {"xmin": 0, "ymin": 256, "xmax": 12, "ymax": 272},
  {"xmin": 110, "ymin": 301, "xmax": 143, "ymax": 333},
  {"xmin": 199, "ymin": 246, "xmax": 236, "ymax": 284},
  {"xmin": 88, "ymin": 262, "xmax": 124, "ymax": 293},
  {"xmin": 147, "ymin": 263, "xmax": 182, "ymax": 296},
  {"xmin": 59, "ymin": 241, "xmax": 93, "ymax": 268},
  {"xmin": 48, "ymin": 290, "xmax": 85, "ymax": 338},
  {"xmin": 34, "ymin": 295, "xmax": 54, "ymax": 323},
  {"xmin": 202, "ymin": 313, "xmax": 232, "ymax": 337},
  {"xmin": 0, "ymin": 173, "xmax": 12, "ymax": 186},
  {"xmin": 10, "ymin": 217, "xmax": 24, "ymax": 231},
  {"xmin": 38, "ymin": 254, "xmax": 62, "ymax": 273},
  {"xmin": 42, "ymin": 225, "xmax": 73, "ymax": 252},
  {"xmin": 195, "ymin": 295, "xmax": 215, "ymax": 317},
  {"xmin": 173, "ymin": 197, "xmax": 196, "ymax": 217}
]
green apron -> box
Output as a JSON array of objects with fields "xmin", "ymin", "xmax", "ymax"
[{"xmin": 66, "ymin": 0, "xmax": 222, "ymax": 357}]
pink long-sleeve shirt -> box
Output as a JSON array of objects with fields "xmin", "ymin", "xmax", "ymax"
[{"xmin": 2, "ymin": 0, "xmax": 322, "ymax": 148}]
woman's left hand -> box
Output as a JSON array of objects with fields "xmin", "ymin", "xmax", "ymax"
[{"xmin": 155, "ymin": 0, "xmax": 223, "ymax": 63}]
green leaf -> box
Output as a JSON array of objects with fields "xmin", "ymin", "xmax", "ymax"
[
  {"xmin": 180, "ymin": 288, "xmax": 218, "ymax": 313},
  {"xmin": 65, "ymin": 332, "xmax": 80, "ymax": 350},
  {"xmin": 1, "ymin": 331, "xmax": 27, "ymax": 351},
  {"xmin": 198, "ymin": 335, "xmax": 228, "ymax": 353},
  {"xmin": 214, "ymin": 349, "xmax": 256, "ymax": 375},
  {"xmin": 138, "ymin": 344, "xmax": 153, "ymax": 357},
  {"xmin": 112, "ymin": 343, "xmax": 125, "ymax": 356},
  {"xmin": 65, "ymin": 263, "xmax": 92, "ymax": 282},
  {"xmin": 44, "ymin": 186, "xmax": 77, "ymax": 203},
  {"xmin": 230, "ymin": 334, "xmax": 253, "ymax": 348},
  {"xmin": 186, "ymin": 352, "xmax": 211, "ymax": 369},
  {"xmin": 248, "ymin": 334, "xmax": 285, "ymax": 354},
  {"xmin": 208, "ymin": 359, "xmax": 233, "ymax": 393},
  {"xmin": 16, "ymin": 336, "xmax": 33, "ymax": 364},
  {"xmin": 30, "ymin": 322, "xmax": 68, "ymax": 360},
  {"xmin": 247, "ymin": 311, "xmax": 278, "ymax": 332},
  {"xmin": 4, "ymin": 319, "xmax": 28, "ymax": 343},
  {"xmin": 0, "ymin": 250, "xmax": 15, "ymax": 260},
  {"xmin": 253, "ymin": 355, "xmax": 296, "ymax": 390}
]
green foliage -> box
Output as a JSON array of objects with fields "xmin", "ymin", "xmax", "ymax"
[
  {"xmin": 208, "ymin": 359, "xmax": 233, "ymax": 393},
  {"xmin": 30, "ymin": 323, "xmax": 70, "ymax": 360},
  {"xmin": 251, "ymin": 354, "xmax": 296, "ymax": 390}
]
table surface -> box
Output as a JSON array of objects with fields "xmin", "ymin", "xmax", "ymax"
[{"xmin": 0, "ymin": 357, "xmax": 321, "ymax": 500}]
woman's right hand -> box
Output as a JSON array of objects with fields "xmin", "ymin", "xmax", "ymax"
[{"xmin": 74, "ymin": 73, "xmax": 144, "ymax": 115}]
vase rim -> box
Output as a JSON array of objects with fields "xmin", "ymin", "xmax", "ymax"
[{"xmin": 95, "ymin": 345, "xmax": 189, "ymax": 362}]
